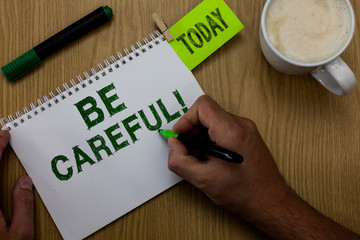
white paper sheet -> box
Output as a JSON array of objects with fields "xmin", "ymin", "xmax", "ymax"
[{"xmin": 6, "ymin": 38, "xmax": 204, "ymax": 240}]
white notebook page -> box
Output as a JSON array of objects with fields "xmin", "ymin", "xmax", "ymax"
[{"xmin": 6, "ymin": 38, "xmax": 204, "ymax": 240}]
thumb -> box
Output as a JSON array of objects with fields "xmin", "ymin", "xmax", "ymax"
[
  {"xmin": 167, "ymin": 137, "xmax": 205, "ymax": 184},
  {"xmin": 10, "ymin": 176, "xmax": 35, "ymax": 240}
]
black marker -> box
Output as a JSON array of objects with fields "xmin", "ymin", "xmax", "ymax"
[
  {"xmin": 159, "ymin": 129, "xmax": 243, "ymax": 164},
  {"xmin": 1, "ymin": 6, "xmax": 113, "ymax": 82}
]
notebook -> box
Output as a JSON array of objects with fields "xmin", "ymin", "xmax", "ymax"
[{"xmin": 1, "ymin": 32, "xmax": 204, "ymax": 240}]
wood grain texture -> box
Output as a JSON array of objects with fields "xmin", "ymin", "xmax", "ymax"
[{"xmin": 0, "ymin": 0, "xmax": 359, "ymax": 239}]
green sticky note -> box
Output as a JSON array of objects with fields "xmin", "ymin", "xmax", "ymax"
[{"xmin": 168, "ymin": 0, "xmax": 244, "ymax": 70}]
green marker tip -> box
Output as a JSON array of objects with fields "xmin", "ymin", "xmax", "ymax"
[{"xmin": 158, "ymin": 129, "xmax": 179, "ymax": 139}]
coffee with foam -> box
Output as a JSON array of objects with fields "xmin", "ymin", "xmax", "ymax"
[{"xmin": 265, "ymin": 0, "xmax": 351, "ymax": 63}]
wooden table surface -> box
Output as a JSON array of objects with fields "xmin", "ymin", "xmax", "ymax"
[{"xmin": 1, "ymin": 0, "xmax": 359, "ymax": 239}]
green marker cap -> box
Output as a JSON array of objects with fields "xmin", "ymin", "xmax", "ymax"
[
  {"xmin": 1, "ymin": 49, "xmax": 42, "ymax": 82},
  {"xmin": 102, "ymin": 6, "xmax": 113, "ymax": 19},
  {"xmin": 159, "ymin": 129, "xmax": 179, "ymax": 139}
]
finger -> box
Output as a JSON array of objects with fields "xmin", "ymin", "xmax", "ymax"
[
  {"xmin": 167, "ymin": 137, "xmax": 206, "ymax": 184},
  {"xmin": 0, "ymin": 130, "xmax": 10, "ymax": 160},
  {"xmin": 173, "ymin": 95, "xmax": 230, "ymax": 134},
  {"xmin": 10, "ymin": 176, "xmax": 34, "ymax": 240},
  {"xmin": 0, "ymin": 209, "xmax": 8, "ymax": 231},
  {"xmin": 173, "ymin": 96, "xmax": 247, "ymax": 151}
]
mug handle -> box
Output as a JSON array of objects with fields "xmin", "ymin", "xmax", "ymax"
[{"xmin": 311, "ymin": 57, "xmax": 357, "ymax": 96}]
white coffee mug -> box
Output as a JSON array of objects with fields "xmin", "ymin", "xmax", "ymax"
[{"xmin": 260, "ymin": 0, "xmax": 356, "ymax": 96}]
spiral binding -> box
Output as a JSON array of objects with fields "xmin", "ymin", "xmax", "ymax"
[{"xmin": 1, "ymin": 31, "xmax": 165, "ymax": 131}]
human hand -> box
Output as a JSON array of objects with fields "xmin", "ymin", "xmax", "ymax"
[
  {"xmin": 168, "ymin": 96, "xmax": 360, "ymax": 240},
  {"xmin": 0, "ymin": 130, "xmax": 34, "ymax": 240},
  {"xmin": 167, "ymin": 95, "xmax": 290, "ymax": 222}
]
